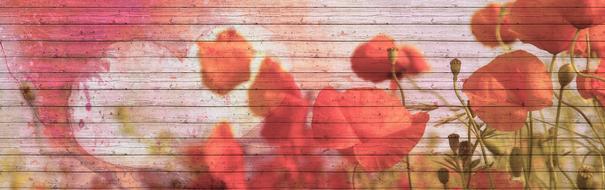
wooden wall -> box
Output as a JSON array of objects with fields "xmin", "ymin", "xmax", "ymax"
[{"xmin": 0, "ymin": 0, "xmax": 595, "ymax": 189}]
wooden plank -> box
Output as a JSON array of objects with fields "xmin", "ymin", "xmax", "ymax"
[{"xmin": 0, "ymin": 0, "xmax": 598, "ymax": 189}]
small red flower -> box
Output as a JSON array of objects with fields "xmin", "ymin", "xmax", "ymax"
[
  {"xmin": 311, "ymin": 87, "xmax": 429, "ymax": 170},
  {"xmin": 508, "ymin": 0, "xmax": 587, "ymax": 54},
  {"xmin": 576, "ymin": 60, "xmax": 605, "ymax": 105},
  {"xmin": 463, "ymin": 50, "xmax": 553, "ymax": 131},
  {"xmin": 198, "ymin": 29, "xmax": 254, "ymax": 95},
  {"xmin": 471, "ymin": 3, "xmax": 517, "ymax": 48},
  {"xmin": 471, "ymin": 170, "xmax": 523, "ymax": 189},
  {"xmin": 351, "ymin": 34, "xmax": 429, "ymax": 83},
  {"xmin": 201, "ymin": 122, "xmax": 246, "ymax": 190}
]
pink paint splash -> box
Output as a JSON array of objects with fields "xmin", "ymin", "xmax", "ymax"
[{"xmin": 2, "ymin": 1, "xmax": 217, "ymax": 188}]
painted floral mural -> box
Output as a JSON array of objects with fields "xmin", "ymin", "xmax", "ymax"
[{"xmin": 1, "ymin": 0, "xmax": 605, "ymax": 189}]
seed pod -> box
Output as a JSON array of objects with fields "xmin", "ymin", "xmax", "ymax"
[
  {"xmin": 450, "ymin": 58, "xmax": 462, "ymax": 77},
  {"xmin": 437, "ymin": 168, "xmax": 449, "ymax": 185},
  {"xmin": 448, "ymin": 133, "xmax": 460, "ymax": 154},
  {"xmin": 458, "ymin": 141, "xmax": 472, "ymax": 161},
  {"xmin": 558, "ymin": 64, "xmax": 576, "ymax": 88},
  {"xmin": 509, "ymin": 147, "xmax": 524, "ymax": 177},
  {"xmin": 577, "ymin": 166, "xmax": 598, "ymax": 189}
]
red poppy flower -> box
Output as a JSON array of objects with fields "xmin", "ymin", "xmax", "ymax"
[
  {"xmin": 463, "ymin": 50, "xmax": 553, "ymax": 131},
  {"xmin": 470, "ymin": 170, "xmax": 523, "ymax": 189},
  {"xmin": 311, "ymin": 87, "xmax": 429, "ymax": 170},
  {"xmin": 248, "ymin": 57, "xmax": 309, "ymax": 146},
  {"xmin": 351, "ymin": 34, "xmax": 429, "ymax": 83},
  {"xmin": 471, "ymin": 3, "xmax": 517, "ymax": 48},
  {"xmin": 553, "ymin": 0, "xmax": 605, "ymax": 29},
  {"xmin": 200, "ymin": 122, "xmax": 246, "ymax": 190},
  {"xmin": 508, "ymin": 0, "xmax": 587, "ymax": 54},
  {"xmin": 198, "ymin": 29, "xmax": 254, "ymax": 95},
  {"xmin": 576, "ymin": 60, "xmax": 605, "ymax": 105}
]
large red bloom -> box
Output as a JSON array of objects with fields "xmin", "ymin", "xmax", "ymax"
[
  {"xmin": 508, "ymin": 0, "xmax": 587, "ymax": 54},
  {"xmin": 351, "ymin": 34, "xmax": 429, "ymax": 82},
  {"xmin": 198, "ymin": 29, "xmax": 254, "ymax": 95},
  {"xmin": 463, "ymin": 50, "xmax": 553, "ymax": 131},
  {"xmin": 471, "ymin": 3, "xmax": 517, "ymax": 48},
  {"xmin": 311, "ymin": 87, "xmax": 429, "ymax": 170}
]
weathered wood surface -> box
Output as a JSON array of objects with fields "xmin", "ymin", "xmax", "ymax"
[{"xmin": 0, "ymin": 0, "xmax": 600, "ymax": 189}]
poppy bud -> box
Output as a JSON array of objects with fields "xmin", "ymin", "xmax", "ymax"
[
  {"xmin": 509, "ymin": 147, "xmax": 524, "ymax": 177},
  {"xmin": 19, "ymin": 82, "xmax": 35, "ymax": 104},
  {"xmin": 450, "ymin": 58, "xmax": 462, "ymax": 77},
  {"xmin": 458, "ymin": 141, "xmax": 472, "ymax": 161},
  {"xmin": 437, "ymin": 168, "xmax": 449, "ymax": 185},
  {"xmin": 387, "ymin": 48, "xmax": 398, "ymax": 65},
  {"xmin": 558, "ymin": 64, "xmax": 576, "ymax": 88},
  {"xmin": 448, "ymin": 133, "xmax": 460, "ymax": 154},
  {"xmin": 577, "ymin": 166, "xmax": 598, "ymax": 189}
]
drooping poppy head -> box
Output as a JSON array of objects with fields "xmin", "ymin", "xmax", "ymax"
[
  {"xmin": 351, "ymin": 35, "xmax": 429, "ymax": 83},
  {"xmin": 554, "ymin": 0, "xmax": 605, "ymax": 29},
  {"xmin": 508, "ymin": 0, "xmax": 587, "ymax": 54},
  {"xmin": 471, "ymin": 2, "xmax": 517, "ymax": 48},
  {"xmin": 311, "ymin": 87, "xmax": 429, "ymax": 170},
  {"xmin": 198, "ymin": 29, "xmax": 254, "ymax": 95},
  {"xmin": 463, "ymin": 50, "xmax": 553, "ymax": 131}
]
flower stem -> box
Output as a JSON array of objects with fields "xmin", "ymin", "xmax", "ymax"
[
  {"xmin": 389, "ymin": 48, "xmax": 412, "ymax": 189},
  {"xmin": 549, "ymin": 54, "xmax": 557, "ymax": 73},
  {"xmin": 525, "ymin": 112, "xmax": 533, "ymax": 190}
]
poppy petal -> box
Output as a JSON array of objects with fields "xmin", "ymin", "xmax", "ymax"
[
  {"xmin": 202, "ymin": 122, "xmax": 246, "ymax": 189},
  {"xmin": 352, "ymin": 112, "xmax": 429, "ymax": 171},
  {"xmin": 249, "ymin": 57, "xmax": 302, "ymax": 117},
  {"xmin": 311, "ymin": 87, "xmax": 361, "ymax": 149},
  {"xmin": 471, "ymin": 3, "xmax": 517, "ymax": 48},
  {"xmin": 198, "ymin": 29, "xmax": 253, "ymax": 95}
]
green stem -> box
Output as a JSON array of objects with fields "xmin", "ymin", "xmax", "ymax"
[
  {"xmin": 392, "ymin": 67, "xmax": 406, "ymax": 107},
  {"xmin": 549, "ymin": 54, "xmax": 557, "ymax": 73},
  {"xmin": 525, "ymin": 112, "xmax": 533, "ymax": 190},
  {"xmin": 391, "ymin": 50, "xmax": 412, "ymax": 190}
]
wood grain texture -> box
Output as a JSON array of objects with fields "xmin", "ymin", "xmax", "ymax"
[{"xmin": 0, "ymin": 0, "xmax": 600, "ymax": 189}]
